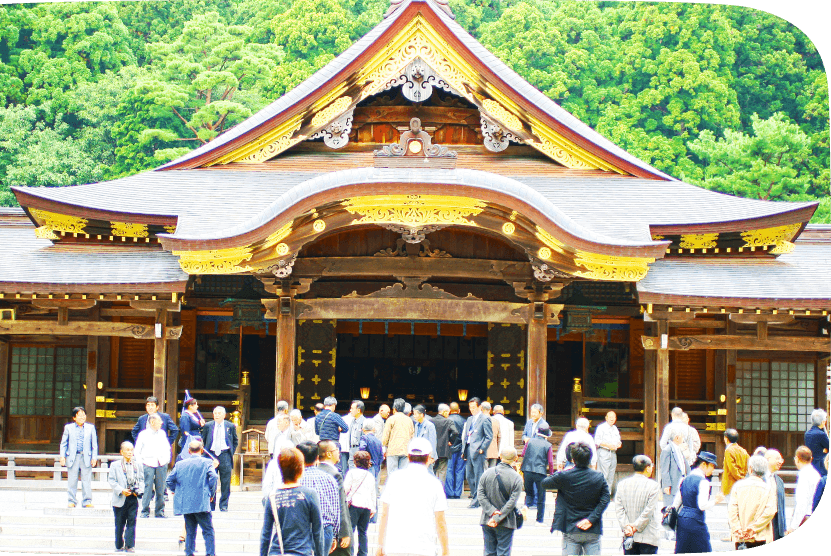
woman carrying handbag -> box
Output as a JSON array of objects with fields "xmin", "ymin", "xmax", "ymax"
[
  {"xmin": 261, "ymin": 447, "xmax": 325, "ymax": 556},
  {"xmin": 343, "ymin": 451, "xmax": 377, "ymax": 556}
]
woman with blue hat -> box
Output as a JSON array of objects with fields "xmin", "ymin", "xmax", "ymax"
[
  {"xmin": 673, "ymin": 451, "xmax": 725, "ymax": 553},
  {"xmin": 178, "ymin": 391, "xmax": 205, "ymax": 459}
]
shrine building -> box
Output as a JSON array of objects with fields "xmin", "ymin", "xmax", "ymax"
[{"xmin": 1, "ymin": 0, "xmax": 829, "ymax": 468}]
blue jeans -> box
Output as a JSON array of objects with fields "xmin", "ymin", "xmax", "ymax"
[
  {"xmin": 445, "ymin": 451, "xmax": 465, "ymax": 498},
  {"xmin": 562, "ymin": 532, "xmax": 600, "ymax": 555},
  {"xmin": 323, "ymin": 523, "xmax": 335, "ymax": 555},
  {"xmin": 482, "ymin": 524, "xmax": 515, "ymax": 556},
  {"xmin": 184, "ymin": 512, "xmax": 215, "ymax": 556},
  {"xmin": 386, "ymin": 454, "xmax": 408, "ymax": 475}
]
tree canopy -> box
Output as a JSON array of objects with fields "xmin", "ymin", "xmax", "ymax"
[{"xmin": 0, "ymin": 0, "xmax": 827, "ymax": 223}]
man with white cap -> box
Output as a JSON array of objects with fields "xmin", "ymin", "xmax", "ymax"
[{"xmin": 376, "ymin": 437, "xmax": 449, "ymax": 556}]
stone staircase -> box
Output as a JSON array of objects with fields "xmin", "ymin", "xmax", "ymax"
[{"xmin": 0, "ymin": 484, "xmax": 785, "ymax": 555}]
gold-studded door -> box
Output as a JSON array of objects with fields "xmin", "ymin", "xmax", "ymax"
[
  {"xmin": 295, "ymin": 320, "xmax": 337, "ymax": 411},
  {"xmin": 487, "ymin": 323, "xmax": 527, "ymax": 417}
]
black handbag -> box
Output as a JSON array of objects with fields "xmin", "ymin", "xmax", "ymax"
[
  {"xmin": 495, "ymin": 470, "xmax": 524, "ymax": 529},
  {"xmin": 661, "ymin": 505, "xmax": 678, "ymax": 531}
]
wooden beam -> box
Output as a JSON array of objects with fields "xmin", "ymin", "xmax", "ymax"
[
  {"xmin": 130, "ymin": 300, "xmax": 181, "ymax": 312},
  {"xmin": 526, "ymin": 309, "xmax": 547, "ymax": 411},
  {"xmin": 152, "ymin": 309, "xmax": 168, "ymax": 411},
  {"xmin": 669, "ymin": 320, "xmax": 727, "ymax": 329},
  {"xmin": 32, "ymin": 299, "xmax": 97, "ymax": 310},
  {"xmin": 275, "ymin": 299, "xmax": 296, "ymax": 413},
  {"xmin": 656, "ymin": 320, "xmax": 670, "ymax": 472},
  {"xmin": 165, "ymin": 311, "xmax": 180, "ymax": 417},
  {"xmin": 265, "ymin": 297, "xmax": 563, "ymax": 324},
  {"xmin": 644, "ymin": 311, "xmax": 700, "ymax": 323},
  {"xmin": 0, "ymin": 320, "xmax": 183, "ymax": 339},
  {"xmin": 729, "ymin": 313, "xmax": 795, "ymax": 325},
  {"xmin": 756, "ymin": 321, "xmax": 768, "ymax": 341},
  {"xmin": 641, "ymin": 335, "xmax": 830, "ymax": 352},
  {"xmin": 0, "ymin": 341, "xmax": 7, "ymax": 451},
  {"xmin": 643, "ymin": 322, "xmax": 657, "ymax": 465},
  {"xmin": 292, "ymin": 257, "xmax": 533, "ymax": 282}
]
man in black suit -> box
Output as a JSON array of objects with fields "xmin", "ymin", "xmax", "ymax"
[
  {"xmin": 317, "ymin": 439, "xmax": 352, "ymax": 555},
  {"xmin": 131, "ymin": 396, "xmax": 179, "ymax": 445},
  {"xmin": 541, "ymin": 441, "xmax": 610, "ymax": 555},
  {"xmin": 201, "ymin": 406, "xmax": 238, "ymax": 512}
]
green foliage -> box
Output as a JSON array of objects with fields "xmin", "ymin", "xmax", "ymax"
[
  {"xmin": 0, "ymin": 0, "xmax": 826, "ymax": 221},
  {"xmin": 688, "ymin": 113, "xmax": 813, "ymax": 201}
]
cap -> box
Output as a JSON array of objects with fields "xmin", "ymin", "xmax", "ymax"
[
  {"xmin": 408, "ymin": 437, "xmax": 433, "ymax": 456},
  {"xmin": 697, "ymin": 451, "xmax": 718, "ymax": 466}
]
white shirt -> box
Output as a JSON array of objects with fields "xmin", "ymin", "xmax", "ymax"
[
  {"xmin": 494, "ymin": 414, "xmax": 515, "ymax": 453},
  {"xmin": 791, "ymin": 464, "xmax": 821, "ymax": 529},
  {"xmin": 594, "ymin": 422, "xmax": 621, "ymax": 451},
  {"xmin": 556, "ymin": 429, "xmax": 597, "ymax": 466},
  {"xmin": 380, "ymin": 463, "xmax": 447, "ymax": 556},
  {"xmin": 672, "ymin": 468, "xmax": 718, "ymax": 511},
  {"xmin": 339, "ymin": 415, "xmax": 353, "ymax": 453},
  {"xmin": 211, "ymin": 421, "xmax": 228, "ymax": 455},
  {"xmin": 264, "ymin": 416, "xmax": 282, "ymax": 454},
  {"xmin": 134, "ymin": 428, "xmax": 171, "ymax": 468},
  {"xmin": 262, "ymin": 457, "xmax": 283, "ymax": 501},
  {"xmin": 304, "ymin": 417, "xmax": 320, "ymax": 442},
  {"xmin": 343, "ymin": 468, "xmax": 377, "ymax": 510}
]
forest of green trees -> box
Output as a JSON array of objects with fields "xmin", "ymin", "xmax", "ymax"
[{"xmin": 0, "ymin": 0, "xmax": 828, "ymax": 222}]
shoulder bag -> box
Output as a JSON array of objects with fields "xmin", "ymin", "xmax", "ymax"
[
  {"xmin": 494, "ymin": 470, "xmax": 524, "ymax": 529},
  {"xmin": 267, "ymin": 491, "xmax": 286, "ymax": 555},
  {"xmin": 661, "ymin": 477, "xmax": 684, "ymax": 531}
]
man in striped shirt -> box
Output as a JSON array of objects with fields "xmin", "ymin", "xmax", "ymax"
[{"xmin": 296, "ymin": 441, "xmax": 341, "ymax": 554}]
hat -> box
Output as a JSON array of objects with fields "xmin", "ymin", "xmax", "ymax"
[
  {"xmin": 696, "ymin": 451, "xmax": 718, "ymax": 466},
  {"xmin": 408, "ymin": 437, "xmax": 433, "ymax": 456},
  {"xmin": 536, "ymin": 426, "xmax": 552, "ymax": 437}
]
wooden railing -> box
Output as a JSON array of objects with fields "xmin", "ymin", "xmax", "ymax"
[
  {"xmin": 0, "ymin": 452, "xmax": 121, "ymax": 483},
  {"xmin": 94, "ymin": 388, "xmax": 245, "ymax": 427}
]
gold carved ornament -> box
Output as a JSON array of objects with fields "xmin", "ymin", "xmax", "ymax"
[
  {"xmin": 34, "ymin": 227, "xmax": 59, "ymax": 240},
  {"xmin": 572, "ymin": 251, "xmax": 654, "ymax": 282},
  {"xmin": 741, "ymin": 223, "xmax": 801, "ymax": 254},
  {"xmin": 535, "ymin": 226, "xmax": 567, "ymax": 256},
  {"xmin": 342, "ymin": 194, "xmax": 485, "ymax": 227},
  {"xmin": 111, "ymin": 222, "xmax": 149, "ymax": 238},
  {"xmin": 29, "ymin": 208, "xmax": 87, "ymax": 234},
  {"xmin": 679, "ymin": 233, "xmax": 718, "ymax": 249},
  {"xmin": 173, "ymin": 246, "xmax": 254, "ymax": 275},
  {"xmin": 209, "ymin": 15, "xmax": 628, "ymax": 172}
]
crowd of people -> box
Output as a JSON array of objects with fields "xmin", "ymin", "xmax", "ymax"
[{"xmin": 57, "ymin": 395, "xmax": 829, "ymax": 556}]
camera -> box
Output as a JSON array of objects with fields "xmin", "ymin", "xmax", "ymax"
[
  {"xmin": 736, "ymin": 542, "xmax": 748, "ymax": 550},
  {"xmin": 623, "ymin": 537, "xmax": 634, "ymax": 550},
  {"xmin": 128, "ymin": 486, "xmax": 141, "ymax": 496}
]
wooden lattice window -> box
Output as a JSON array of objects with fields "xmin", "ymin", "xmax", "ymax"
[
  {"xmin": 9, "ymin": 346, "xmax": 85, "ymax": 416},
  {"xmin": 736, "ymin": 360, "xmax": 815, "ymax": 432}
]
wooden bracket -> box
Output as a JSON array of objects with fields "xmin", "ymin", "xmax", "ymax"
[{"xmin": 129, "ymin": 300, "xmax": 181, "ymax": 312}]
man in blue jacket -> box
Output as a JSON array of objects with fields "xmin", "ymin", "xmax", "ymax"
[
  {"xmin": 131, "ymin": 396, "xmax": 178, "ymax": 445},
  {"xmin": 167, "ymin": 440, "xmax": 218, "ymax": 556},
  {"xmin": 541, "ymin": 442, "xmax": 611, "ymax": 555},
  {"xmin": 59, "ymin": 406, "xmax": 98, "ymax": 508}
]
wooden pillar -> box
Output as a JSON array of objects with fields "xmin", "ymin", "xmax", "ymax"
[
  {"xmin": 714, "ymin": 349, "xmax": 727, "ymax": 464},
  {"xmin": 85, "ymin": 306, "xmax": 100, "ymax": 425},
  {"xmin": 153, "ymin": 309, "xmax": 169, "ymax": 413},
  {"xmin": 275, "ymin": 298, "xmax": 296, "ymax": 414},
  {"xmin": 526, "ymin": 306, "xmax": 548, "ymax": 411},
  {"xmin": 656, "ymin": 319, "xmax": 670, "ymax": 464},
  {"xmin": 571, "ymin": 378, "xmax": 583, "ymax": 427},
  {"xmin": 643, "ymin": 321, "xmax": 657, "ymax": 464},
  {"xmin": 0, "ymin": 340, "xmax": 8, "ymax": 451},
  {"xmin": 725, "ymin": 319, "xmax": 737, "ymax": 431},
  {"xmin": 165, "ymin": 311, "xmax": 180, "ymax": 419},
  {"xmin": 97, "ymin": 336, "xmax": 109, "ymax": 452}
]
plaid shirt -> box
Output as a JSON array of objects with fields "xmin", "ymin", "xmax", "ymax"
[
  {"xmin": 614, "ymin": 473, "xmax": 662, "ymax": 547},
  {"xmin": 300, "ymin": 466, "xmax": 340, "ymax": 530},
  {"xmin": 315, "ymin": 410, "xmax": 348, "ymax": 442}
]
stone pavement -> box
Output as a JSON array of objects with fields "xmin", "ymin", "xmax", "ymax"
[{"xmin": 0, "ymin": 482, "xmax": 796, "ymax": 556}]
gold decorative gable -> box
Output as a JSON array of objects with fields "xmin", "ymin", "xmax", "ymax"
[
  {"xmin": 342, "ymin": 194, "xmax": 485, "ymax": 227},
  {"xmin": 210, "ymin": 15, "xmax": 628, "ymax": 172}
]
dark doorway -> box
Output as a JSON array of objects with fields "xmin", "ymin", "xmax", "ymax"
[
  {"xmin": 242, "ymin": 335, "xmax": 276, "ymax": 412},
  {"xmin": 335, "ymin": 333, "xmax": 487, "ymax": 413},
  {"xmin": 547, "ymin": 341, "xmax": 583, "ymax": 426}
]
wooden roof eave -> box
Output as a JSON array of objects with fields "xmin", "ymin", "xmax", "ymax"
[
  {"xmin": 649, "ymin": 205, "xmax": 818, "ymax": 237},
  {"xmin": 636, "ymin": 291, "xmax": 831, "ymax": 312},
  {"xmin": 156, "ymin": 0, "xmax": 669, "ymax": 180}
]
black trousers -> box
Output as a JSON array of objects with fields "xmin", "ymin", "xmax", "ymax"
[
  {"xmin": 210, "ymin": 450, "xmax": 232, "ymax": 511},
  {"xmin": 113, "ymin": 495, "xmax": 139, "ymax": 550}
]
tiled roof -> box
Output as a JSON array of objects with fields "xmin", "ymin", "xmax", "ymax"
[
  {"xmin": 637, "ymin": 243, "xmax": 831, "ymax": 307},
  {"xmin": 0, "ymin": 224, "xmax": 188, "ymax": 290},
  {"xmin": 12, "ymin": 161, "xmax": 814, "ymax": 247}
]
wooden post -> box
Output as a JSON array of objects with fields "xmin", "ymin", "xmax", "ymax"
[
  {"xmin": 97, "ymin": 336, "xmax": 109, "ymax": 452},
  {"xmin": 275, "ymin": 298, "xmax": 296, "ymax": 414},
  {"xmin": 526, "ymin": 306, "xmax": 548, "ymax": 411},
  {"xmin": 643, "ymin": 321, "xmax": 657, "ymax": 464},
  {"xmin": 726, "ymin": 319, "xmax": 737, "ymax": 431},
  {"xmin": 714, "ymin": 349, "xmax": 727, "ymax": 465},
  {"xmin": 153, "ymin": 309, "xmax": 168, "ymax": 413},
  {"xmin": 0, "ymin": 340, "xmax": 8, "ymax": 451},
  {"xmin": 656, "ymin": 319, "xmax": 670, "ymax": 468},
  {"xmin": 571, "ymin": 378, "xmax": 583, "ymax": 427},
  {"xmin": 85, "ymin": 305, "xmax": 100, "ymax": 425},
  {"xmin": 165, "ymin": 311, "xmax": 180, "ymax": 420}
]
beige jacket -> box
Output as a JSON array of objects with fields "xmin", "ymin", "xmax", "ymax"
[
  {"xmin": 727, "ymin": 476, "xmax": 778, "ymax": 543},
  {"xmin": 381, "ymin": 412, "xmax": 414, "ymax": 457},
  {"xmin": 486, "ymin": 416, "xmax": 502, "ymax": 459}
]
